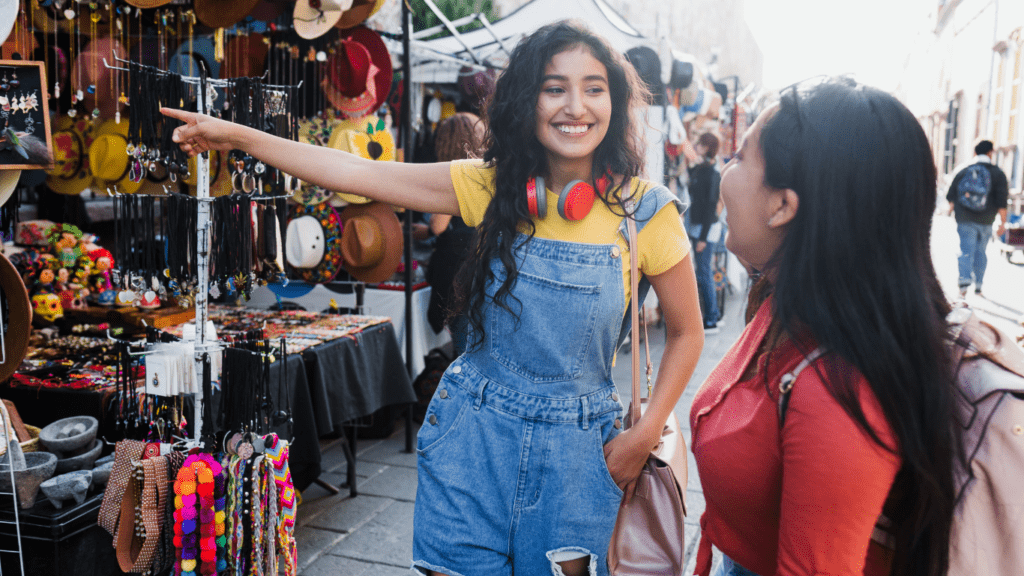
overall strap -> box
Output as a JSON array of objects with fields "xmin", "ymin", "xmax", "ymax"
[{"xmin": 615, "ymin": 184, "xmax": 684, "ymax": 350}]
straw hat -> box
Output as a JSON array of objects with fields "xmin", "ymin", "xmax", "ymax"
[
  {"xmin": 337, "ymin": 0, "xmax": 387, "ymax": 30},
  {"xmin": 287, "ymin": 202, "xmax": 344, "ymax": 283},
  {"xmin": 294, "ymin": 0, "xmax": 352, "ymax": 40},
  {"xmin": 88, "ymin": 120, "xmax": 142, "ymax": 195},
  {"xmin": 194, "ymin": 0, "xmax": 262, "ymax": 29},
  {"xmin": 0, "ymin": 169, "xmax": 20, "ymax": 207},
  {"xmin": 339, "ymin": 202, "xmax": 401, "ymax": 283},
  {"xmin": 326, "ymin": 122, "xmax": 394, "ymax": 205},
  {"xmin": 125, "ymin": 0, "xmax": 176, "ymax": 8},
  {"xmin": 72, "ymin": 38, "xmax": 128, "ymax": 119},
  {"xmin": 46, "ymin": 117, "xmax": 95, "ymax": 196}
]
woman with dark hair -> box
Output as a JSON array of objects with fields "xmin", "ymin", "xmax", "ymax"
[
  {"xmin": 425, "ymin": 111, "xmax": 485, "ymax": 354},
  {"xmin": 686, "ymin": 131, "xmax": 722, "ymax": 330},
  {"xmin": 164, "ymin": 20, "xmax": 704, "ymax": 576},
  {"xmin": 690, "ymin": 78, "xmax": 960, "ymax": 576}
]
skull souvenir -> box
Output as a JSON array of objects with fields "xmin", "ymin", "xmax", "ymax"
[{"xmin": 32, "ymin": 293, "xmax": 64, "ymax": 323}]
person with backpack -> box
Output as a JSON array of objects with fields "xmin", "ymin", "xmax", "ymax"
[
  {"xmin": 685, "ymin": 131, "xmax": 723, "ymax": 332},
  {"xmin": 690, "ymin": 78, "xmax": 966, "ymax": 576},
  {"xmin": 946, "ymin": 140, "xmax": 1009, "ymax": 297}
]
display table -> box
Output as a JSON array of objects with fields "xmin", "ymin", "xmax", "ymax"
[
  {"xmin": 2, "ymin": 311, "xmax": 415, "ymax": 495},
  {"xmin": 245, "ymin": 282, "xmax": 451, "ymax": 376}
]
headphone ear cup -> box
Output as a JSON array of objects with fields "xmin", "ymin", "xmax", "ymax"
[
  {"xmin": 535, "ymin": 176, "xmax": 547, "ymax": 218},
  {"xmin": 558, "ymin": 180, "xmax": 596, "ymax": 221}
]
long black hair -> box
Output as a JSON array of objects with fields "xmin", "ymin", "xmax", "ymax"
[
  {"xmin": 757, "ymin": 78, "xmax": 958, "ymax": 576},
  {"xmin": 451, "ymin": 20, "xmax": 649, "ymax": 348}
]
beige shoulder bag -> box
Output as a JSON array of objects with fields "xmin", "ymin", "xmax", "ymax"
[{"xmin": 607, "ymin": 211, "xmax": 689, "ymax": 576}]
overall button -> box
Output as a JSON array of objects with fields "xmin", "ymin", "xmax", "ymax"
[
  {"xmin": 452, "ymin": 365, "xmax": 462, "ymax": 374},
  {"xmin": 439, "ymin": 389, "xmax": 449, "ymax": 399},
  {"xmin": 429, "ymin": 415, "xmax": 438, "ymax": 425},
  {"xmin": 610, "ymin": 392, "xmax": 619, "ymax": 402},
  {"xmin": 610, "ymin": 246, "xmax": 621, "ymax": 259},
  {"xmin": 614, "ymin": 418, "xmax": 622, "ymax": 429}
]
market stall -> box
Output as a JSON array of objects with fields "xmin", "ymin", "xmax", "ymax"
[{"xmin": 0, "ymin": 0, "xmax": 430, "ymax": 573}]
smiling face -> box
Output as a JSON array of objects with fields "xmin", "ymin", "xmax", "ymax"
[
  {"xmin": 720, "ymin": 106, "xmax": 787, "ymax": 271},
  {"xmin": 534, "ymin": 46, "xmax": 612, "ymax": 171}
]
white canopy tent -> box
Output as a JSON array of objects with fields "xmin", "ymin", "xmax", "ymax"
[{"xmin": 410, "ymin": 0, "xmax": 658, "ymax": 83}]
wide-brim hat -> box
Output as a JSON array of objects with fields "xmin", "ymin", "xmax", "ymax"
[
  {"xmin": 329, "ymin": 26, "xmax": 391, "ymax": 117},
  {"xmin": 125, "ymin": 0, "xmax": 175, "ymax": 8},
  {"xmin": 46, "ymin": 117, "xmax": 95, "ymax": 196},
  {"xmin": 289, "ymin": 202, "xmax": 344, "ymax": 283},
  {"xmin": 0, "ymin": 0, "xmax": 17, "ymax": 47},
  {"xmin": 326, "ymin": 124, "xmax": 394, "ymax": 205},
  {"xmin": 337, "ymin": 0, "xmax": 386, "ymax": 30},
  {"xmin": 328, "ymin": 38, "xmax": 372, "ymax": 98},
  {"xmin": 88, "ymin": 120, "xmax": 142, "ymax": 195},
  {"xmin": 72, "ymin": 38, "xmax": 128, "ymax": 119},
  {"xmin": 292, "ymin": 118, "xmax": 339, "ymax": 206},
  {"xmin": 194, "ymin": 0, "xmax": 262, "ymax": 29},
  {"xmin": 294, "ymin": 0, "xmax": 352, "ymax": 40},
  {"xmin": 285, "ymin": 215, "xmax": 326, "ymax": 268},
  {"xmin": 222, "ymin": 33, "xmax": 269, "ymax": 79},
  {"xmin": 0, "ymin": 170, "xmax": 20, "ymax": 207},
  {"xmin": 339, "ymin": 202, "xmax": 401, "ymax": 283},
  {"xmin": 167, "ymin": 36, "xmax": 221, "ymax": 80}
]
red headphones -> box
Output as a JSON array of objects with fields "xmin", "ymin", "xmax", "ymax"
[{"xmin": 526, "ymin": 175, "xmax": 611, "ymax": 221}]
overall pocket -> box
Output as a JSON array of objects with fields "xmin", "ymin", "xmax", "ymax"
[
  {"xmin": 416, "ymin": 378, "xmax": 472, "ymax": 456},
  {"xmin": 489, "ymin": 270, "xmax": 601, "ymax": 382}
]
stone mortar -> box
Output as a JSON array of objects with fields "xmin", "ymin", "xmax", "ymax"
[
  {"xmin": 54, "ymin": 440, "xmax": 103, "ymax": 474},
  {"xmin": 0, "ymin": 452, "xmax": 58, "ymax": 509},
  {"xmin": 38, "ymin": 416, "xmax": 98, "ymax": 455},
  {"xmin": 39, "ymin": 470, "xmax": 93, "ymax": 510}
]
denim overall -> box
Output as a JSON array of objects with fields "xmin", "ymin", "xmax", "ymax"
[{"xmin": 412, "ymin": 186, "xmax": 680, "ymax": 576}]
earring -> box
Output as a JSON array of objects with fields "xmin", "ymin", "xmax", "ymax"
[
  {"xmin": 0, "ymin": 75, "xmax": 8, "ymax": 92},
  {"xmin": 9, "ymin": 72, "xmax": 18, "ymax": 90}
]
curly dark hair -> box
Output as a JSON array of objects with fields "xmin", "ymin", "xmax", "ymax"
[
  {"xmin": 451, "ymin": 20, "xmax": 650, "ymax": 349},
  {"xmin": 756, "ymin": 78, "xmax": 959, "ymax": 576}
]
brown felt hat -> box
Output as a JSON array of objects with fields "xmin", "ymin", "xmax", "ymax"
[
  {"xmin": 194, "ymin": 0, "xmax": 262, "ymax": 29},
  {"xmin": 339, "ymin": 202, "xmax": 402, "ymax": 283}
]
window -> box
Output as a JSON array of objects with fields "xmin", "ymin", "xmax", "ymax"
[
  {"xmin": 944, "ymin": 96, "xmax": 961, "ymax": 174},
  {"xmin": 992, "ymin": 51, "xmax": 1006, "ymax": 142},
  {"xmin": 1008, "ymin": 45, "xmax": 1022, "ymax": 143}
]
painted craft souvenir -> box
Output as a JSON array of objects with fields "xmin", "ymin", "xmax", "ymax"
[{"xmin": 32, "ymin": 293, "xmax": 63, "ymax": 323}]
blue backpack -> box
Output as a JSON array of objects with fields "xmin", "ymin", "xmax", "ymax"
[{"xmin": 956, "ymin": 164, "xmax": 992, "ymax": 212}]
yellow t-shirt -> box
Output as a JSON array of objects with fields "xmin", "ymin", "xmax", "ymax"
[{"xmin": 450, "ymin": 159, "xmax": 689, "ymax": 308}]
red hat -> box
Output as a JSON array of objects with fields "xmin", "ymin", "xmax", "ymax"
[
  {"xmin": 325, "ymin": 26, "xmax": 391, "ymax": 117},
  {"xmin": 328, "ymin": 39, "xmax": 372, "ymax": 98}
]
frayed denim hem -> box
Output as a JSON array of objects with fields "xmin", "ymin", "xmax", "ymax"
[{"xmin": 411, "ymin": 560, "xmax": 467, "ymax": 576}]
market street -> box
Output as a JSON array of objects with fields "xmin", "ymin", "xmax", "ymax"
[{"xmin": 291, "ymin": 211, "xmax": 1022, "ymax": 575}]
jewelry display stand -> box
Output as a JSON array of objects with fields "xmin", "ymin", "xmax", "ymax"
[{"xmin": 102, "ymin": 55, "xmax": 301, "ymax": 448}]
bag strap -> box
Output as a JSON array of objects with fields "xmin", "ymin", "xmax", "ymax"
[
  {"xmin": 776, "ymin": 347, "xmax": 827, "ymax": 428},
  {"xmin": 625, "ymin": 205, "xmax": 653, "ymax": 426}
]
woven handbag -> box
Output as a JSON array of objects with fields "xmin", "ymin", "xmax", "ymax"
[{"xmin": 607, "ymin": 211, "xmax": 689, "ymax": 575}]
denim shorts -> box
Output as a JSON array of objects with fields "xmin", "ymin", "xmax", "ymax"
[
  {"xmin": 411, "ymin": 358, "xmax": 625, "ymax": 576},
  {"xmin": 713, "ymin": 554, "xmax": 761, "ymax": 576}
]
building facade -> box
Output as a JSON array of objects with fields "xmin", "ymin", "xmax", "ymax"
[{"xmin": 897, "ymin": 0, "xmax": 1024, "ymax": 208}]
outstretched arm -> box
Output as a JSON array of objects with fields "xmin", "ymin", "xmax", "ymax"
[{"xmin": 161, "ymin": 108, "xmax": 461, "ymax": 216}]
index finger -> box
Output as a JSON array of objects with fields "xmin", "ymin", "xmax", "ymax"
[{"xmin": 160, "ymin": 107, "xmax": 196, "ymax": 124}]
